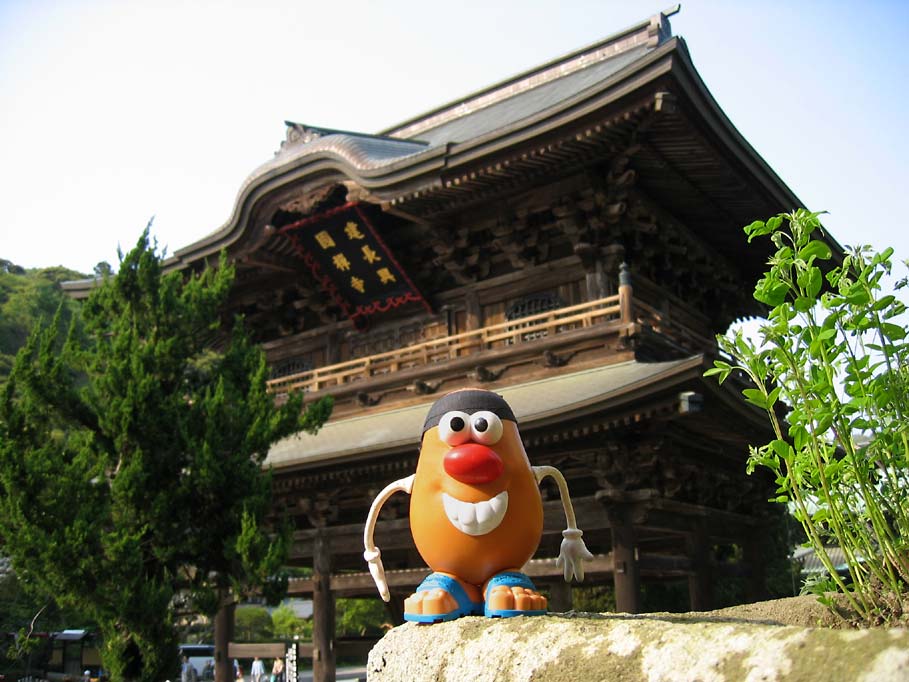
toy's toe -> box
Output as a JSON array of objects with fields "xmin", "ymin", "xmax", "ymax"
[
  {"xmin": 487, "ymin": 584, "xmax": 516, "ymax": 612},
  {"xmin": 513, "ymin": 586, "xmax": 547, "ymax": 612},
  {"xmin": 404, "ymin": 588, "xmax": 457, "ymax": 616},
  {"xmin": 486, "ymin": 585, "xmax": 548, "ymax": 613},
  {"xmin": 484, "ymin": 574, "xmax": 548, "ymax": 618},
  {"xmin": 403, "ymin": 574, "xmax": 482, "ymax": 622}
]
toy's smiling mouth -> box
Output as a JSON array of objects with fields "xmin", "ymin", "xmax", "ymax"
[{"xmin": 441, "ymin": 490, "xmax": 508, "ymax": 536}]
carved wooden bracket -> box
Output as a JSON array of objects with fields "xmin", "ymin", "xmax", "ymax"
[
  {"xmin": 470, "ymin": 365, "xmax": 504, "ymax": 383},
  {"xmin": 357, "ymin": 391, "xmax": 381, "ymax": 407},
  {"xmin": 541, "ymin": 349, "xmax": 577, "ymax": 368},
  {"xmin": 298, "ymin": 493, "xmax": 339, "ymax": 528},
  {"xmin": 410, "ymin": 379, "xmax": 442, "ymax": 395}
]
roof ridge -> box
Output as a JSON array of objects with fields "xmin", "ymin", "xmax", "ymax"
[
  {"xmin": 380, "ymin": 6, "xmax": 680, "ymax": 141},
  {"xmin": 278, "ymin": 122, "xmax": 430, "ymax": 153}
]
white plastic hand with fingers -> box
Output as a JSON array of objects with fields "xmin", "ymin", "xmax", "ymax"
[
  {"xmin": 556, "ymin": 527, "xmax": 594, "ymax": 581},
  {"xmin": 363, "ymin": 475, "xmax": 414, "ymax": 602},
  {"xmin": 533, "ymin": 465, "xmax": 593, "ymax": 582}
]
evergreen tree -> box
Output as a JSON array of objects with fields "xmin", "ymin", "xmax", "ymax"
[{"xmin": 0, "ymin": 230, "xmax": 331, "ymax": 681}]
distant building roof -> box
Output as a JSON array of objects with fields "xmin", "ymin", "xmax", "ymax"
[{"xmin": 793, "ymin": 546, "xmax": 852, "ymax": 574}]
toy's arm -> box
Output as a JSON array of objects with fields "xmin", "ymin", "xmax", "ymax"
[
  {"xmin": 363, "ymin": 474, "xmax": 415, "ymax": 601},
  {"xmin": 533, "ymin": 465, "xmax": 594, "ymax": 582}
]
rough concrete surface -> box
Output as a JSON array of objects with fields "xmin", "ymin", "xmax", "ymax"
[{"xmin": 366, "ymin": 606, "xmax": 909, "ymax": 682}]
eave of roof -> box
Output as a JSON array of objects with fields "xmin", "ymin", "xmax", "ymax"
[{"xmin": 265, "ymin": 354, "xmax": 707, "ymax": 470}]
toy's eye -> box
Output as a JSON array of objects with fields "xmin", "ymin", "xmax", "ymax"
[
  {"xmin": 470, "ymin": 411, "xmax": 503, "ymax": 445},
  {"xmin": 438, "ymin": 411, "xmax": 471, "ymax": 446}
]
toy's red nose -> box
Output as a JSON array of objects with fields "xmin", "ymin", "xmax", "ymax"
[{"xmin": 443, "ymin": 443, "xmax": 504, "ymax": 484}]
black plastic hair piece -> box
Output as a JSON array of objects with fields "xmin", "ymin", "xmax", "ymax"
[{"xmin": 422, "ymin": 389, "xmax": 516, "ymax": 434}]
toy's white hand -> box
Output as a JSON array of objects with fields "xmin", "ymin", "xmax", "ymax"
[
  {"xmin": 364, "ymin": 547, "xmax": 390, "ymax": 602},
  {"xmin": 556, "ymin": 528, "xmax": 594, "ymax": 582}
]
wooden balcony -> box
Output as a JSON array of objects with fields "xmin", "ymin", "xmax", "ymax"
[{"xmin": 266, "ymin": 279, "xmax": 716, "ymax": 405}]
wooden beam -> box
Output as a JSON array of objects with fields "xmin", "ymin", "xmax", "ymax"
[
  {"xmin": 228, "ymin": 643, "xmax": 285, "ymax": 659},
  {"xmin": 289, "ymin": 496, "xmax": 611, "ymax": 560},
  {"xmin": 287, "ymin": 493, "xmax": 753, "ymax": 563}
]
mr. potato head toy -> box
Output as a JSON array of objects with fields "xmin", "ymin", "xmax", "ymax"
[{"xmin": 363, "ymin": 388, "xmax": 592, "ymax": 623}]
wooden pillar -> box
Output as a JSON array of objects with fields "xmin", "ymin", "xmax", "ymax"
[
  {"xmin": 585, "ymin": 259, "xmax": 606, "ymax": 301},
  {"xmin": 464, "ymin": 290, "xmax": 481, "ymax": 331},
  {"xmin": 312, "ymin": 532, "xmax": 336, "ymax": 682},
  {"xmin": 548, "ymin": 580, "xmax": 573, "ymax": 613},
  {"xmin": 609, "ymin": 506, "xmax": 641, "ymax": 613},
  {"xmin": 743, "ymin": 533, "xmax": 768, "ymax": 604},
  {"xmin": 618, "ymin": 263, "xmax": 633, "ymax": 324},
  {"xmin": 686, "ymin": 523, "xmax": 713, "ymax": 611},
  {"xmin": 326, "ymin": 331, "xmax": 341, "ymax": 364},
  {"xmin": 213, "ymin": 590, "xmax": 235, "ymax": 682},
  {"xmin": 383, "ymin": 593, "xmax": 405, "ymax": 627}
]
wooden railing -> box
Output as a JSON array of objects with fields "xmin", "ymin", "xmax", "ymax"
[{"xmin": 266, "ymin": 293, "xmax": 625, "ymax": 395}]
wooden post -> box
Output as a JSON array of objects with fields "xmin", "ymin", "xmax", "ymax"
[
  {"xmin": 464, "ymin": 290, "xmax": 481, "ymax": 355},
  {"xmin": 213, "ymin": 590, "xmax": 235, "ymax": 682},
  {"xmin": 743, "ymin": 533, "xmax": 768, "ymax": 603},
  {"xmin": 326, "ymin": 331, "xmax": 341, "ymax": 365},
  {"xmin": 585, "ymin": 269, "xmax": 602, "ymax": 302},
  {"xmin": 548, "ymin": 580, "xmax": 574, "ymax": 613},
  {"xmin": 383, "ymin": 593, "xmax": 405, "ymax": 627},
  {"xmin": 686, "ymin": 523, "xmax": 713, "ymax": 611},
  {"xmin": 609, "ymin": 506, "xmax": 641, "ymax": 613},
  {"xmin": 312, "ymin": 532, "xmax": 336, "ymax": 682},
  {"xmin": 618, "ymin": 262, "xmax": 633, "ymax": 324}
]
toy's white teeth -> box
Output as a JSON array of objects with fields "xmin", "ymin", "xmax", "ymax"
[{"xmin": 442, "ymin": 491, "xmax": 509, "ymax": 536}]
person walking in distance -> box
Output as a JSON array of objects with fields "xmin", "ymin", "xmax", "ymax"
[{"xmin": 250, "ymin": 656, "xmax": 265, "ymax": 682}]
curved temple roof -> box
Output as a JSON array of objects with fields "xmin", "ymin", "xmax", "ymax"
[{"xmin": 65, "ymin": 5, "xmax": 836, "ymax": 298}]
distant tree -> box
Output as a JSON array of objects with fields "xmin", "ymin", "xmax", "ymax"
[
  {"xmin": 0, "ymin": 229, "xmax": 331, "ymax": 681},
  {"xmin": 233, "ymin": 607, "xmax": 273, "ymax": 642},
  {"xmin": 94, "ymin": 261, "xmax": 113, "ymax": 278},
  {"xmin": 335, "ymin": 598, "xmax": 388, "ymax": 638},
  {"xmin": 270, "ymin": 603, "xmax": 311, "ymax": 640},
  {"xmin": 0, "ymin": 261, "xmax": 86, "ymax": 383}
]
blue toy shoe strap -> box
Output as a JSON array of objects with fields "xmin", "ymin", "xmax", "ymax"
[
  {"xmin": 416, "ymin": 572, "xmax": 473, "ymax": 608},
  {"xmin": 484, "ymin": 571, "xmax": 537, "ymax": 599}
]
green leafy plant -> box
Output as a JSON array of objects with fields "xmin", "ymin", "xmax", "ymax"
[{"xmin": 706, "ymin": 209, "xmax": 908, "ymax": 624}]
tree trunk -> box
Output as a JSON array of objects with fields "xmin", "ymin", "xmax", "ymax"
[{"xmin": 214, "ymin": 591, "xmax": 236, "ymax": 682}]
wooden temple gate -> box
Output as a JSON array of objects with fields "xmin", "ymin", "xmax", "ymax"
[{"xmin": 66, "ymin": 10, "xmax": 843, "ymax": 682}]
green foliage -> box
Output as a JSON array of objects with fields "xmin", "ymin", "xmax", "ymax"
[
  {"xmin": 707, "ymin": 209, "xmax": 909, "ymax": 624},
  {"xmin": 335, "ymin": 598, "xmax": 388, "ymax": 638},
  {"xmin": 234, "ymin": 606, "xmax": 273, "ymax": 642},
  {"xmin": 0, "ymin": 260, "xmax": 86, "ymax": 383},
  {"xmin": 270, "ymin": 603, "xmax": 311, "ymax": 640},
  {"xmin": 0, "ymin": 229, "xmax": 332, "ymax": 680},
  {"xmin": 571, "ymin": 585, "xmax": 616, "ymax": 613}
]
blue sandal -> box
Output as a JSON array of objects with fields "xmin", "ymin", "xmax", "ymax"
[
  {"xmin": 484, "ymin": 571, "xmax": 548, "ymax": 618},
  {"xmin": 404, "ymin": 572, "xmax": 483, "ymax": 623}
]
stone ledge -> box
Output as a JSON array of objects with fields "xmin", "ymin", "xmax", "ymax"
[{"xmin": 366, "ymin": 610, "xmax": 909, "ymax": 682}]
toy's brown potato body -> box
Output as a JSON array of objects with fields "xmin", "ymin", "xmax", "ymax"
[{"xmin": 410, "ymin": 421, "xmax": 543, "ymax": 585}]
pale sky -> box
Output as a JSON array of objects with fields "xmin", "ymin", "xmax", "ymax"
[{"xmin": 1, "ymin": 0, "xmax": 907, "ymax": 279}]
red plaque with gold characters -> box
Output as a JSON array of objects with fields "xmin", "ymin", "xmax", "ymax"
[{"xmin": 280, "ymin": 203, "xmax": 430, "ymax": 327}]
